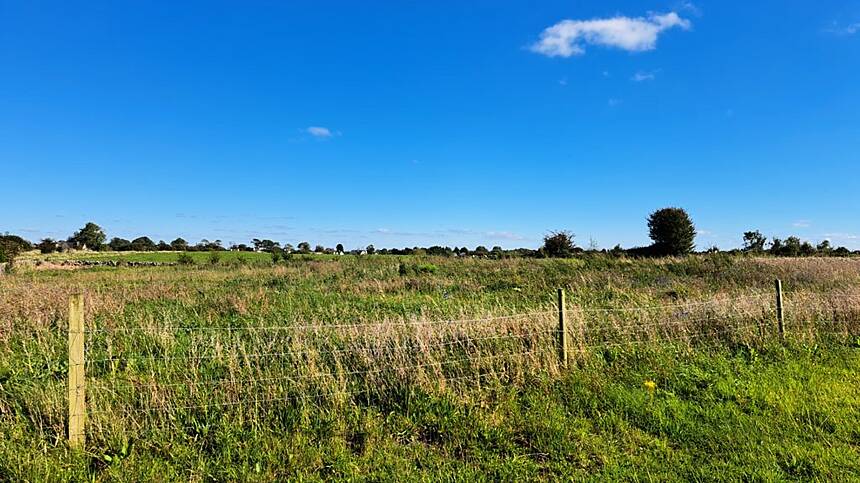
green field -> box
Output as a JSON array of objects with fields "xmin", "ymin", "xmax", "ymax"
[
  {"xmin": 1, "ymin": 254, "xmax": 858, "ymax": 480},
  {"xmin": 19, "ymin": 249, "xmax": 275, "ymax": 264}
]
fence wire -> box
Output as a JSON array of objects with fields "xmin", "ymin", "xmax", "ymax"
[{"xmin": 66, "ymin": 291, "xmax": 860, "ymax": 438}]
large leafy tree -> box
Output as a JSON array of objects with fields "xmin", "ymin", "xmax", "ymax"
[
  {"xmin": 69, "ymin": 222, "xmax": 106, "ymax": 250},
  {"xmin": 647, "ymin": 208, "xmax": 696, "ymax": 256}
]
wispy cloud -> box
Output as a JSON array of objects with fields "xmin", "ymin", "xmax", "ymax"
[
  {"xmin": 372, "ymin": 228, "xmax": 530, "ymax": 242},
  {"xmin": 306, "ymin": 126, "xmax": 336, "ymax": 138},
  {"xmin": 530, "ymin": 12, "xmax": 691, "ymax": 58},
  {"xmin": 631, "ymin": 70, "xmax": 657, "ymax": 82},
  {"xmin": 608, "ymin": 98, "xmax": 622, "ymax": 107},
  {"xmin": 677, "ymin": 1, "xmax": 702, "ymax": 17},
  {"xmin": 792, "ymin": 220, "xmax": 811, "ymax": 228},
  {"xmin": 822, "ymin": 232, "xmax": 859, "ymax": 241},
  {"xmin": 824, "ymin": 21, "xmax": 860, "ymax": 36}
]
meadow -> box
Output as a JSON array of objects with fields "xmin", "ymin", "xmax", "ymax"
[{"xmin": 1, "ymin": 253, "xmax": 858, "ymax": 480}]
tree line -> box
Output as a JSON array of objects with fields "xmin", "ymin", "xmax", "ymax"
[{"xmin": 1, "ymin": 207, "xmax": 856, "ymax": 265}]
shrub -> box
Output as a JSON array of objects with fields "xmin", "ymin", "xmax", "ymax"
[
  {"xmin": 37, "ymin": 238, "xmax": 59, "ymax": 254},
  {"xmin": 177, "ymin": 253, "xmax": 195, "ymax": 265},
  {"xmin": 541, "ymin": 231, "xmax": 576, "ymax": 258},
  {"xmin": 208, "ymin": 252, "xmax": 222, "ymax": 265},
  {"xmin": 398, "ymin": 262, "xmax": 438, "ymax": 276},
  {"xmin": 0, "ymin": 235, "xmax": 31, "ymax": 264},
  {"xmin": 647, "ymin": 208, "xmax": 696, "ymax": 256}
]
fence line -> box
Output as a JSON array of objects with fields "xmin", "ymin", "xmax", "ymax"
[
  {"xmin": 82, "ymin": 310, "xmax": 560, "ymax": 334},
  {"xmin": 85, "ymin": 350, "xmax": 542, "ymax": 410},
  {"xmin": 84, "ymin": 330, "xmax": 555, "ymax": 365},
  {"xmin": 65, "ymin": 280, "xmax": 860, "ymax": 447}
]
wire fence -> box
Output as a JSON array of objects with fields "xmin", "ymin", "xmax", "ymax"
[{"xmin": 56, "ymin": 283, "xmax": 860, "ymax": 446}]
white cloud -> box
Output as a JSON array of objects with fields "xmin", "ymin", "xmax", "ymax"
[
  {"xmin": 792, "ymin": 220, "xmax": 811, "ymax": 228},
  {"xmin": 306, "ymin": 126, "xmax": 334, "ymax": 138},
  {"xmin": 631, "ymin": 70, "xmax": 657, "ymax": 81},
  {"xmin": 530, "ymin": 11, "xmax": 691, "ymax": 57}
]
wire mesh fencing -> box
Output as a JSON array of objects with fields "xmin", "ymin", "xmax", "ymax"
[{"xmin": 58, "ymin": 283, "xmax": 860, "ymax": 445}]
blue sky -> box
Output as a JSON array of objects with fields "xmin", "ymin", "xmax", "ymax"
[{"xmin": 2, "ymin": 1, "xmax": 859, "ymax": 250}]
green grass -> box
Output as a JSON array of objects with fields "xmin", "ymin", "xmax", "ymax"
[
  {"xmin": 2, "ymin": 343, "xmax": 858, "ymax": 480},
  {"xmin": 20, "ymin": 249, "xmax": 274, "ymax": 264},
  {"xmin": 1, "ymin": 254, "xmax": 859, "ymax": 480}
]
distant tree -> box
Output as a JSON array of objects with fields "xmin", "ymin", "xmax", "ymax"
[
  {"xmin": 782, "ymin": 236, "xmax": 802, "ymax": 257},
  {"xmin": 130, "ymin": 236, "xmax": 157, "ymax": 251},
  {"xmin": 742, "ymin": 230, "xmax": 767, "ymax": 253},
  {"xmin": 491, "ymin": 246, "xmax": 504, "ymax": 259},
  {"xmin": 336, "ymin": 243, "xmax": 345, "ymax": 254},
  {"xmin": 193, "ymin": 239, "xmax": 225, "ymax": 251},
  {"xmin": 157, "ymin": 240, "xmax": 171, "ymax": 251},
  {"xmin": 366, "ymin": 244, "xmax": 375, "ymax": 255},
  {"xmin": 68, "ymin": 222, "xmax": 106, "ymax": 250},
  {"xmin": 541, "ymin": 230, "xmax": 576, "ymax": 258},
  {"xmin": 170, "ymin": 238, "xmax": 189, "ymax": 251},
  {"xmin": 799, "ymin": 241, "xmax": 816, "ymax": 257},
  {"xmin": 108, "ymin": 237, "xmax": 132, "ymax": 251},
  {"xmin": 473, "ymin": 246, "xmax": 490, "ymax": 257},
  {"xmin": 253, "ymin": 239, "xmax": 280, "ymax": 252},
  {"xmin": 297, "ymin": 242, "xmax": 311, "ymax": 254},
  {"xmin": 37, "ymin": 238, "xmax": 58, "ymax": 254},
  {"xmin": 426, "ymin": 246, "xmax": 453, "ymax": 257},
  {"xmin": 816, "ymin": 240, "xmax": 832, "ymax": 255},
  {"xmin": 609, "ymin": 244, "xmax": 626, "ymax": 258},
  {"xmin": 769, "ymin": 238, "xmax": 784, "ymax": 255},
  {"xmin": 647, "ymin": 208, "xmax": 696, "ymax": 256},
  {"xmin": 314, "ymin": 245, "xmax": 325, "ymax": 253},
  {"xmin": 284, "ymin": 244, "xmax": 294, "ymax": 253},
  {"xmin": 834, "ymin": 246, "xmax": 851, "ymax": 257}
]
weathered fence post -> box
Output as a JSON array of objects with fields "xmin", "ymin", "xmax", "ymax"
[
  {"xmin": 557, "ymin": 288, "xmax": 568, "ymax": 367},
  {"xmin": 774, "ymin": 279, "xmax": 784, "ymax": 340},
  {"xmin": 68, "ymin": 293, "xmax": 86, "ymax": 448}
]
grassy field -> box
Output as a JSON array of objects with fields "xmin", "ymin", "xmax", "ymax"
[
  {"xmin": 1, "ymin": 254, "xmax": 858, "ymax": 480},
  {"xmin": 18, "ymin": 249, "xmax": 275, "ymax": 265}
]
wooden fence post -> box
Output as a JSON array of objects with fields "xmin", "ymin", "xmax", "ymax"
[
  {"xmin": 558, "ymin": 288, "xmax": 568, "ymax": 367},
  {"xmin": 68, "ymin": 293, "xmax": 86, "ymax": 448},
  {"xmin": 774, "ymin": 279, "xmax": 784, "ymax": 340}
]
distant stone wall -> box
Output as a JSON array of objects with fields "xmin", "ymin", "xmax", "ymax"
[{"xmin": 54, "ymin": 260, "xmax": 178, "ymax": 268}]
